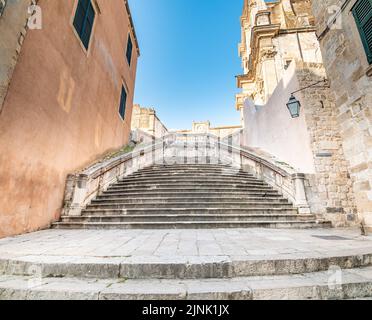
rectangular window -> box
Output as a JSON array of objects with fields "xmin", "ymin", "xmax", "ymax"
[
  {"xmin": 126, "ymin": 34, "xmax": 133, "ymax": 66},
  {"xmin": 73, "ymin": 0, "xmax": 96, "ymax": 50},
  {"xmin": 352, "ymin": 0, "xmax": 372, "ymax": 64},
  {"xmin": 119, "ymin": 86, "xmax": 127, "ymax": 120}
]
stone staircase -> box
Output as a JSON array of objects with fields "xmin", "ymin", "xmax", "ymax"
[{"xmin": 54, "ymin": 164, "xmax": 330, "ymax": 229}]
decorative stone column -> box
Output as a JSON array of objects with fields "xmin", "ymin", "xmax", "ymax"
[{"xmin": 260, "ymin": 48, "xmax": 278, "ymax": 103}]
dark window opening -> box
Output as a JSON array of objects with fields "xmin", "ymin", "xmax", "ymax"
[
  {"xmin": 126, "ymin": 34, "xmax": 133, "ymax": 66},
  {"xmin": 119, "ymin": 86, "xmax": 127, "ymax": 120},
  {"xmin": 73, "ymin": 0, "xmax": 96, "ymax": 50}
]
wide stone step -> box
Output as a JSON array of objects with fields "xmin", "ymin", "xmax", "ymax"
[
  {"xmin": 133, "ymin": 171, "xmax": 256, "ymax": 178},
  {"xmin": 114, "ymin": 179, "xmax": 266, "ymax": 186},
  {"xmin": 93, "ymin": 197, "xmax": 290, "ymax": 204},
  {"xmin": 115, "ymin": 181, "xmax": 266, "ymax": 188},
  {"xmin": 1, "ymin": 248, "xmax": 370, "ymax": 280},
  {"xmin": 81, "ymin": 207, "xmax": 298, "ymax": 215},
  {"xmin": 116, "ymin": 180, "xmax": 265, "ymax": 187},
  {"xmin": 121, "ymin": 174, "xmax": 259, "ymax": 181},
  {"xmin": 85, "ymin": 202, "xmax": 295, "ymax": 210},
  {"xmin": 148, "ymin": 164, "xmax": 240, "ymax": 170},
  {"xmin": 53, "ymin": 220, "xmax": 325, "ymax": 230},
  {"xmin": 107, "ymin": 186, "xmax": 276, "ymax": 193},
  {"xmin": 61, "ymin": 214, "xmax": 312, "ymax": 224},
  {"xmin": 128, "ymin": 172, "xmax": 256, "ymax": 179},
  {"xmin": 99, "ymin": 191, "xmax": 283, "ymax": 198},
  {"xmin": 2, "ymin": 268, "xmax": 372, "ymax": 300},
  {"xmin": 133, "ymin": 166, "xmax": 253, "ymax": 172},
  {"xmin": 123, "ymin": 170, "xmax": 256, "ymax": 179}
]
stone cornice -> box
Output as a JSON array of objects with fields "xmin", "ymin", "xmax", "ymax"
[
  {"xmin": 248, "ymin": 23, "xmax": 280, "ymax": 80},
  {"xmin": 124, "ymin": 0, "xmax": 140, "ymax": 56},
  {"xmin": 236, "ymin": 74, "xmax": 254, "ymax": 89},
  {"xmin": 279, "ymin": 26, "xmax": 317, "ymax": 35}
]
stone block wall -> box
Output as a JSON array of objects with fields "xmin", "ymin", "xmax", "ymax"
[
  {"xmin": 312, "ymin": 0, "xmax": 372, "ymax": 230},
  {"xmin": 131, "ymin": 104, "xmax": 168, "ymax": 138},
  {"xmin": 297, "ymin": 62, "xmax": 357, "ymax": 226}
]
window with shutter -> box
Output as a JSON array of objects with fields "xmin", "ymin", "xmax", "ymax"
[
  {"xmin": 352, "ymin": 0, "xmax": 372, "ymax": 64},
  {"xmin": 126, "ymin": 35, "xmax": 133, "ymax": 66},
  {"xmin": 73, "ymin": 0, "xmax": 96, "ymax": 50},
  {"xmin": 119, "ymin": 86, "xmax": 127, "ymax": 120}
]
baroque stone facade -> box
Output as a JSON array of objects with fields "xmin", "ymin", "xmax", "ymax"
[
  {"xmin": 237, "ymin": 0, "xmax": 358, "ymax": 226},
  {"xmin": 236, "ymin": 0, "xmax": 322, "ymax": 113},
  {"xmin": 176, "ymin": 121, "xmax": 243, "ymax": 139},
  {"xmin": 311, "ymin": 0, "xmax": 372, "ymax": 231}
]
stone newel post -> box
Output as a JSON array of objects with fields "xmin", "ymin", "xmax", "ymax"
[
  {"xmin": 292, "ymin": 173, "xmax": 311, "ymax": 214},
  {"xmin": 63, "ymin": 174, "xmax": 88, "ymax": 217}
]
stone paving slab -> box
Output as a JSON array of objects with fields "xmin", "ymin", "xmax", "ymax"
[
  {"xmin": 1, "ymin": 228, "xmax": 372, "ymax": 260},
  {"xmin": 1, "ymin": 228, "xmax": 372, "ymax": 280}
]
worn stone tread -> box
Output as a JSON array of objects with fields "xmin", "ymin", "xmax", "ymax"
[{"xmin": 1, "ymin": 266, "xmax": 372, "ymax": 300}]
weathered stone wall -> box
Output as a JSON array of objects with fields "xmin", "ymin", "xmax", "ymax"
[
  {"xmin": 0, "ymin": 0, "xmax": 139, "ymax": 238},
  {"xmin": 312, "ymin": 0, "xmax": 372, "ymax": 230},
  {"xmin": 131, "ymin": 104, "xmax": 168, "ymax": 138},
  {"xmin": 243, "ymin": 60, "xmax": 357, "ymax": 226},
  {"xmin": 297, "ymin": 62, "xmax": 357, "ymax": 226}
]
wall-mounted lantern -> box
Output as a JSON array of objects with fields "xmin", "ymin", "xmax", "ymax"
[
  {"xmin": 286, "ymin": 78, "xmax": 329, "ymax": 118},
  {"xmin": 286, "ymin": 94, "xmax": 301, "ymax": 118}
]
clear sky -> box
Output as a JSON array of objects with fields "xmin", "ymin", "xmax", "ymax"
[{"xmin": 130, "ymin": 0, "xmax": 243, "ymax": 130}]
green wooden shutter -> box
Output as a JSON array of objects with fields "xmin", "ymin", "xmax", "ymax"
[
  {"xmin": 352, "ymin": 0, "xmax": 372, "ymax": 64},
  {"xmin": 73, "ymin": 0, "xmax": 95, "ymax": 50}
]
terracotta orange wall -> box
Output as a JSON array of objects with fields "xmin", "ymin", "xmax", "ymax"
[{"xmin": 0, "ymin": 0, "xmax": 139, "ymax": 237}]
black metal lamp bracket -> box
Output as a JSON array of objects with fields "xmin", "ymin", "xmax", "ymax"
[{"xmin": 291, "ymin": 79, "xmax": 330, "ymax": 95}]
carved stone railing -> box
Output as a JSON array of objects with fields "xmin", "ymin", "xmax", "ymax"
[{"xmin": 62, "ymin": 132, "xmax": 311, "ymax": 217}]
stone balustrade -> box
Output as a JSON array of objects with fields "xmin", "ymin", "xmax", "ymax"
[{"xmin": 62, "ymin": 133, "xmax": 311, "ymax": 216}]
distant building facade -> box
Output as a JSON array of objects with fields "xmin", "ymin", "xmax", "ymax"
[
  {"xmin": 176, "ymin": 121, "xmax": 243, "ymax": 139},
  {"xmin": 131, "ymin": 104, "xmax": 168, "ymax": 138},
  {"xmin": 0, "ymin": 0, "xmax": 140, "ymax": 237}
]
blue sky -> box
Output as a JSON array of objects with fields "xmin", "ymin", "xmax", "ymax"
[{"xmin": 130, "ymin": 0, "xmax": 243, "ymax": 130}]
